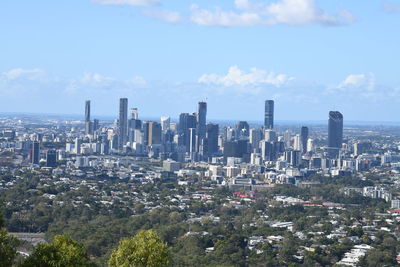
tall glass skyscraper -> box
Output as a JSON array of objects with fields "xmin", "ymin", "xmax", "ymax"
[
  {"xmin": 84, "ymin": 100, "xmax": 91, "ymax": 135},
  {"xmin": 328, "ymin": 111, "xmax": 343, "ymax": 158},
  {"xmin": 118, "ymin": 98, "xmax": 128, "ymax": 151},
  {"xmin": 300, "ymin": 126, "xmax": 309, "ymax": 154},
  {"xmin": 197, "ymin": 102, "xmax": 207, "ymax": 142},
  {"xmin": 264, "ymin": 100, "xmax": 274, "ymax": 129}
]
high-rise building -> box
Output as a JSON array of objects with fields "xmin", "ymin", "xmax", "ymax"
[
  {"xmin": 93, "ymin": 119, "xmax": 99, "ymax": 132},
  {"xmin": 300, "ymin": 126, "xmax": 309, "ymax": 154},
  {"xmin": 264, "ymin": 129, "xmax": 276, "ymax": 142},
  {"xmin": 197, "ymin": 102, "xmax": 207, "ymax": 142},
  {"xmin": 249, "ymin": 129, "xmax": 262, "ymax": 150},
  {"xmin": 179, "ymin": 113, "xmax": 197, "ymax": 151},
  {"xmin": 328, "ymin": 111, "xmax": 343, "ymax": 158},
  {"xmin": 31, "ymin": 141, "xmax": 40, "ymax": 164},
  {"xmin": 46, "ymin": 150, "xmax": 57, "ymax": 167},
  {"xmin": 161, "ymin": 116, "xmax": 170, "ymax": 131},
  {"xmin": 264, "ymin": 100, "xmax": 274, "ymax": 129},
  {"xmin": 118, "ymin": 98, "xmax": 128, "ymax": 150},
  {"xmin": 236, "ymin": 121, "xmax": 249, "ymax": 138},
  {"xmin": 85, "ymin": 100, "xmax": 90, "ymax": 122},
  {"xmin": 205, "ymin": 123, "xmax": 219, "ymax": 157},
  {"xmin": 148, "ymin": 121, "xmax": 162, "ymax": 145},
  {"xmin": 293, "ymin": 134, "xmax": 302, "ymax": 151},
  {"xmin": 84, "ymin": 100, "xmax": 92, "ymax": 135},
  {"xmin": 131, "ymin": 108, "xmax": 138, "ymax": 120}
]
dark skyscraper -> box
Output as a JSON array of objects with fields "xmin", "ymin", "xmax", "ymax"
[
  {"xmin": 118, "ymin": 98, "xmax": 128, "ymax": 150},
  {"xmin": 148, "ymin": 121, "xmax": 162, "ymax": 145},
  {"xmin": 328, "ymin": 111, "xmax": 343, "ymax": 158},
  {"xmin": 205, "ymin": 123, "xmax": 219, "ymax": 157},
  {"xmin": 264, "ymin": 100, "xmax": 274, "ymax": 129},
  {"xmin": 179, "ymin": 113, "xmax": 197, "ymax": 152},
  {"xmin": 300, "ymin": 126, "xmax": 309, "ymax": 154},
  {"xmin": 197, "ymin": 102, "xmax": 207, "ymax": 142},
  {"xmin": 46, "ymin": 150, "xmax": 57, "ymax": 167},
  {"xmin": 31, "ymin": 141, "xmax": 40, "ymax": 164},
  {"xmin": 84, "ymin": 100, "xmax": 92, "ymax": 135}
]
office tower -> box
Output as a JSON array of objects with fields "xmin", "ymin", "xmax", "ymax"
[
  {"xmin": 293, "ymin": 134, "xmax": 302, "ymax": 151},
  {"xmin": 161, "ymin": 116, "xmax": 170, "ymax": 131},
  {"xmin": 284, "ymin": 150, "xmax": 301, "ymax": 167},
  {"xmin": 188, "ymin": 128, "xmax": 197, "ymax": 154},
  {"xmin": 261, "ymin": 141, "xmax": 275, "ymax": 161},
  {"xmin": 226, "ymin": 127, "xmax": 235, "ymax": 141},
  {"xmin": 148, "ymin": 121, "xmax": 162, "ymax": 145},
  {"xmin": 31, "ymin": 141, "xmax": 40, "ymax": 164},
  {"xmin": 236, "ymin": 121, "xmax": 249, "ymax": 138},
  {"xmin": 118, "ymin": 98, "xmax": 128, "ymax": 150},
  {"xmin": 328, "ymin": 111, "xmax": 343, "ymax": 158},
  {"xmin": 307, "ymin": 138, "xmax": 314, "ymax": 153},
  {"xmin": 284, "ymin": 130, "xmax": 291, "ymax": 148},
  {"xmin": 128, "ymin": 116, "xmax": 142, "ymax": 143},
  {"xmin": 197, "ymin": 102, "xmax": 207, "ymax": 142},
  {"xmin": 131, "ymin": 108, "xmax": 138, "ymax": 120},
  {"xmin": 205, "ymin": 123, "xmax": 219, "ymax": 157},
  {"xmin": 179, "ymin": 113, "xmax": 197, "ymax": 151},
  {"xmin": 249, "ymin": 129, "xmax": 262, "ymax": 150},
  {"xmin": 46, "ymin": 150, "xmax": 57, "ymax": 167},
  {"xmin": 264, "ymin": 129, "xmax": 276, "ymax": 142},
  {"xmin": 300, "ymin": 126, "xmax": 309, "ymax": 154},
  {"xmin": 74, "ymin": 138, "xmax": 81, "ymax": 154},
  {"xmin": 84, "ymin": 100, "xmax": 92, "ymax": 135},
  {"xmin": 85, "ymin": 100, "xmax": 90, "ymax": 122},
  {"xmin": 93, "ymin": 119, "xmax": 99, "ymax": 132},
  {"xmin": 264, "ymin": 100, "xmax": 274, "ymax": 129},
  {"xmin": 142, "ymin": 122, "xmax": 150, "ymax": 146}
]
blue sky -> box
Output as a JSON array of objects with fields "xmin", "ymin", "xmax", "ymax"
[{"xmin": 1, "ymin": 0, "xmax": 400, "ymax": 122}]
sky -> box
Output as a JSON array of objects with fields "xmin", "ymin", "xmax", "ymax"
[{"xmin": 1, "ymin": 0, "xmax": 400, "ymax": 122}]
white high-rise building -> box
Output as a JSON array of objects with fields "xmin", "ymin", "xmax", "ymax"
[
  {"xmin": 307, "ymin": 138, "xmax": 314, "ymax": 152},
  {"xmin": 293, "ymin": 134, "xmax": 302, "ymax": 151},
  {"xmin": 264, "ymin": 129, "xmax": 276, "ymax": 142},
  {"xmin": 161, "ymin": 116, "xmax": 170, "ymax": 131}
]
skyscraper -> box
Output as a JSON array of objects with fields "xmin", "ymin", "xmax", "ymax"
[
  {"xmin": 205, "ymin": 123, "xmax": 219, "ymax": 157},
  {"xmin": 328, "ymin": 111, "xmax": 343, "ymax": 158},
  {"xmin": 197, "ymin": 102, "xmax": 207, "ymax": 142},
  {"xmin": 118, "ymin": 98, "xmax": 128, "ymax": 151},
  {"xmin": 46, "ymin": 150, "xmax": 57, "ymax": 167},
  {"xmin": 31, "ymin": 141, "xmax": 40, "ymax": 164},
  {"xmin": 161, "ymin": 116, "xmax": 171, "ymax": 131},
  {"xmin": 300, "ymin": 126, "xmax": 309, "ymax": 154},
  {"xmin": 264, "ymin": 100, "xmax": 274, "ymax": 129},
  {"xmin": 84, "ymin": 100, "xmax": 92, "ymax": 135},
  {"xmin": 148, "ymin": 121, "xmax": 162, "ymax": 145}
]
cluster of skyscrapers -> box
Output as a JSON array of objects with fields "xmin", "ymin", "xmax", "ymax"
[{"xmin": 73, "ymin": 98, "xmax": 344, "ymax": 167}]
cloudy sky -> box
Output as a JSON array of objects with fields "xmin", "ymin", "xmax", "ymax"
[{"xmin": 1, "ymin": 0, "xmax": 400, "ymax": 122}]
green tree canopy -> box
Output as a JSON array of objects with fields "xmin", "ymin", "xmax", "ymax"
[
  {"xmin": 108, "ymin": 230, "xmax": 170, "ymax": 267},
  {"xmin": 20, "ymin": 235, "xmax": 95, "ymax": 267},
  {"xmin": 0, "ymin": 228, "xmax": 19, "ymax": 267}
]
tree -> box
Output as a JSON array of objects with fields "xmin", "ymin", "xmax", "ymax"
[
  {"xmin": 0, "ymin": 228, "xmax": 19, "ymax": 267},
  {"xmin": 20, "ymin": 235, "xmax": 95, "ymax": 267},
  {"xmin": 108, "ymin": 230, "xmax": 171, "ymax": 267}
]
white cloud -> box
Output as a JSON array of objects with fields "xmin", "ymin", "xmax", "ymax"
[
  {"xmin": 143, "ymin": 10, "xmax": 182, "ymax": 24},
  {"xmin": 337, "ymin": 73, "xmax": 376, "ymax": 91},
  {"xmin": 190, "ymin": 0, "xmax": 354, "ymax": 27},
  {"xmin": 198, "ymin": 66, "xmax": 293, "ymax": 87},
  {"xmin": 338, "ymin": 74, "xmax": 366, "ymax": 87},
  {"xmin": 92, "ymin": 0, "xmax": 159, "ymax": 6},
  {"xmin": 2, "ymin": 68, "xmax": 46, "ymax": 81}
]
